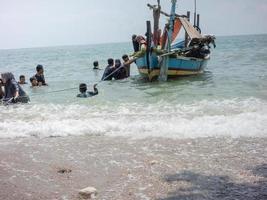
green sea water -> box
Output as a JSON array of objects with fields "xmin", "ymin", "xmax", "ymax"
[{"xmin": 0, "ymin": 34, "xmax": 267, "ymax": 138}]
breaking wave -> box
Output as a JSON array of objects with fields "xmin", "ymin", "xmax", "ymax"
[{"xmin": 0, "ymin": 97, "xmax": 266, "ymax": 139}]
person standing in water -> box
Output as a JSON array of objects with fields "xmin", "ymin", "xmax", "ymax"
[
  {"xmin": 34, "ymin": 64, "xmax": 47, "ymax": 86},
  {"xmin": 101, "ymin": 58, "xmax": 115, "ymax": 81},
  {"xmin": 113, "ymin": 59, "xmax": 127, "ymax": 80},
  {"xmin": 1, "ymin": 72, "xmax": 30, "ymax": 103}
]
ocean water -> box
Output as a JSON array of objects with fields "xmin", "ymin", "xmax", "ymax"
[{"xmin": 0, "ymin": 34, "xmax": 267, "ymax": 139}]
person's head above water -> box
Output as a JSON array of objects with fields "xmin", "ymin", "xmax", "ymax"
[
  {"xmin": 79, "ymin": 83, "xmax": 87, "ymax": 93},
  {"xmin": 19, "ymin": 75, "xmax": 26, "ymax": 84},
  {"xmin": 36, "ymin": 64, "xmax": 44, "ymax": 74},
  {"xmin": 30, "ymin": 76, "xmax": 38, "ymax": 86},
  {"xmin": 1, "ymin": 72, "xmax": 15, "ymax": 84},
  {"xmin": 93, "ymin": 61, "xmax": 99, "ymax": 68},
  {"xmin": 115, "ymin": 59, "xmax": 121, "ymax": 68},
  {"xmin": 107, "ymin": 58, "xmax": 114, "ymax": 66},
  {"xmin": 122, "ymin": 54, "xmax": 129, "ymax": 62}
]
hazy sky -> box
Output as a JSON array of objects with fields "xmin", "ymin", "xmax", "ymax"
[{"xmin": 1, "ymin": 0, "xmax": 267, "ymax": 49}]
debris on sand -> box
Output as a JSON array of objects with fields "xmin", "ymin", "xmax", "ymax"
[
  {"xmin": 78, "ymin": 187, "xmax": 97, "ymax": 199},
  {"xmin": 57, "ymin": 168, "xmax": 72, "ymax": 174}
]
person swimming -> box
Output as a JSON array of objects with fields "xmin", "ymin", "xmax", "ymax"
[
  {"xmin": 77, "ymin": 83, "xmax": 98, "ymax": 98},
  {"xmin": 1, "ymin": 72, "xmax": 30, "ymax": 104}
]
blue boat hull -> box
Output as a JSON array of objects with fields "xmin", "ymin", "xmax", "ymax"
[{"xmin": 136, "ymin": 54, "xmax": 209, "ymax": 79}]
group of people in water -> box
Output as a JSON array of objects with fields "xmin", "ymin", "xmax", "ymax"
[
  {"xmin": 0, "ymin": 64, "xmax": 47, "ymax": 104},
  {"xmin": 101, "ymin": 54, "xmax": 135, "ymax": 81},
  {"xmin": 0, "ymin": 53, "xmax": 137, "ymax": 104},
  {"xmin": 77, "ymin": 54, "xmax": 136, "ymax": 98}
]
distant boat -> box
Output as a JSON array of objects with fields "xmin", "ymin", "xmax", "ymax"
[{"xmin": 132, "ymin": 0, "xmax": 216, "ymax": 81}]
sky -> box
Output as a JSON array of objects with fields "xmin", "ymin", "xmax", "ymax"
[{"xmin": 0, "ymin": 0, "xmax": 267, "ymax": 49}]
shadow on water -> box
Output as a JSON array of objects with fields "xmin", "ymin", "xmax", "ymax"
[{"xmin": 159, "ymin": 164, "xmax": 267, "ymax": 200}]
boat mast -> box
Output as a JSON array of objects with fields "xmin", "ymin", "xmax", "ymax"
[
  {"xmin": 193, "ymin": 0, "xmax": 197, "ymax": 27},
  {"xmin": 167, "ymin": 0, "xmax": 177, "ymax": 51},
  {"xmin": 159, "ymin": 0, "xmax": 177, "ymax": 81}
]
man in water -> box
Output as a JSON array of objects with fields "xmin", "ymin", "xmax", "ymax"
[
  {"xmin": 34, "ymin": 64, "xmax": 47, "ymax": 86},
  {"xmin": 1, "ymin": 72, "xmax": 30, "ymax": 104},
  {"xmin": 113, "ymin": 59, "xmax": 126, "ymax": 80},
  {"xmin": 122, "ymin": 54, "xmax": 138, "ymax": 78},
  {"xmin": 101, "ymin": 58, "xmax": 115, "ymax": 81},
  {"xmin": 122, "ymin": 55, "xmax": 131, "ymax": 78},
  {"xmin": 18, "ymin": 75, "xmax": 27, "ymax": 84},
  {"xmin": 77, "ymin": 83, "xmax": 98, "ymax": 98}
]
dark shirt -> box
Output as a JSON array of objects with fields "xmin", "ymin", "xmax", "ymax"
[
  {"xmin": 114, "ymin": 66, "xmax": 127, "ymax": 80},
  {"xmin": 35, "ymin": 74, "xmax": 47, "ymax": 85},
  {"xmin": 114, "ymin": 65, "xmax": 128, "ymax": 80},
  {"xmin": 132, "ymin": 40, "xmax": 140, "ymax": 52},
  {"xmin": 0, "ymin": 87, "xmax": 3, "ymax": 99},
  {"xmin": 101, "ymin": 65, "xmax": 114, "ymax": 81},
  {"xmin": 3, "ymin": 79, "xmax": 29, "ymax": 103}
]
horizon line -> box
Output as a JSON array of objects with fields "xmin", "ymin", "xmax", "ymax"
[{"xmin": 1, "ymin": 32, "xmax": 267, "ymax": 51}]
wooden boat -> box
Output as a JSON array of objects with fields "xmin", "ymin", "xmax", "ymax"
[{"xmin": 132, "ymin": 0, "xmax": 216, "ymax": 81}]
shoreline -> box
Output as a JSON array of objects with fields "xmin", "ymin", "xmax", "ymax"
[{"xmin": 0, "ymin": 136, "xmax": 266, "ymax": 200}]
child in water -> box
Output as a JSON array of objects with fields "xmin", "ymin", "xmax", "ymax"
[
  {"xmin": 30, "ymin": 76, "xmax": 41, "ymax": 87},
  {"xmin": 77, "ymin": 83, "xmax": 98, "ymax": 98},
  {"xmin": 18, "ymin": 75, "xmax": 27, "ymax": 84}
]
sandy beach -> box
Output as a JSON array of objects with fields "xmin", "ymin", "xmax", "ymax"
[{"xmin": 0, "ymin": 136, "xmax": 266, "ymax": 200}]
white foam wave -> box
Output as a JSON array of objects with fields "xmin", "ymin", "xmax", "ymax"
[{"xmin": 0, "ymin": 98, "xmax": 266, "ymax": 139}]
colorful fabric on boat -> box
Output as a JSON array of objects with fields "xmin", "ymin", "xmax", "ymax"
[{"xmin": 172, "ymin": 19, "xmax": 182, "ymax": 42}]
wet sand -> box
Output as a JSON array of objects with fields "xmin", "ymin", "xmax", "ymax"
[{"xmin": 0, "ymin": 136, "xmax": 266, "ymax": 200}]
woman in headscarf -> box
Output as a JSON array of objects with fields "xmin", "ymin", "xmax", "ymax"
[{"xmin": 1, "ymin": 72, "xmax": 30, "ymax": 104}]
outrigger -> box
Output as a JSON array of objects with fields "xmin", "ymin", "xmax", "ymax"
[{"xmin": 132, "ymin": 0, "xmax": 216, "ymax": 81}]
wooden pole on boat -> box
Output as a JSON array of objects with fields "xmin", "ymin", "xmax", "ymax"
[
  {"xmin": 147, "ymin": 3, "xmax": 186, "ymax": 18},
  {"xmin": 194, "ymin": 0, "xmax": 197, "ymax": 26},
  {"xmin": 146, "ymin": 21, "xmax": 152, "ymax": 76},
  {"xmin": 159, "ymin": 0, "xmax": 177, "ymax": 82},
  {"xmin": 185, "ymin": 11, "xmax": 190, "ymax": 47},
  {"xmin": 197, "ymin": 14, "xmax": 200, "ymax": 28},
  {"xmin": 153, "ymin": 0, "xmax": 161, "ymax": 46}
]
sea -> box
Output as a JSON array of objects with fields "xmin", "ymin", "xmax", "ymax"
[{"xmin": 0, "ymin": 34, "xmax": 267, "ymax": 139}]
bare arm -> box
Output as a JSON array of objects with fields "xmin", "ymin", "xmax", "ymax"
[{"xmin": 125, "ymin": 57, "xmax": 139, "ymax": 65}]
